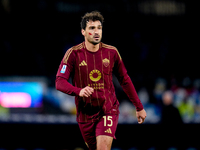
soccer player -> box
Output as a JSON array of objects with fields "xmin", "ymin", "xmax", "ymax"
[{"xmin": 56, "ymin": 11, "xmax": 146, "ymax": 150}]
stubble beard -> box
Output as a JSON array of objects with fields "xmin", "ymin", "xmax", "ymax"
[
  {"xmin": 88, "ymin": 37, "xmax": 102, "ymax": 45},
  {"xmin": 91, "ymin": 40, "xmax": 100, "ymax": 45}
]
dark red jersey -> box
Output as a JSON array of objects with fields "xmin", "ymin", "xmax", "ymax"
[{"xmin": 56, "ymin": 42, "xmax": 143, "ymax": 122}]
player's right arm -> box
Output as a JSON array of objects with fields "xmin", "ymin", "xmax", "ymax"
[
  {"xmin": 55, "ymin": 48, "xmax": 82, "ymax": 96},
  {"xmin": 55, "ymin": 48, "xmax": 94, "ymax": 97}
]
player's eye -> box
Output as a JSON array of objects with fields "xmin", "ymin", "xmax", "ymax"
[
  {"xmin": 98, "ymin": 26, "xmax": 102, "ymax": 30},
  {"xmin": 89, "ymin": 26, "xmax": 95, "ymax": 30}
]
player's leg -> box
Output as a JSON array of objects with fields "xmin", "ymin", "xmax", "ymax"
[
  {"xmin": 95, "ymin": 114, "xmax": 119, "ymax": 150},
  {"xmin": 96, "ymin": 135, "xmax": 113, "ymax": 150}
]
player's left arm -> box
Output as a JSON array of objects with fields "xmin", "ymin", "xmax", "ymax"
[{"xmin": 113, "ymin": 50, "xmax": 146, "ymax": 123}]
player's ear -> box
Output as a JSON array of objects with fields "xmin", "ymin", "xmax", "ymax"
[{"xmin": 81, "ymin": 29, "xmax": 85, "ymax": 36}]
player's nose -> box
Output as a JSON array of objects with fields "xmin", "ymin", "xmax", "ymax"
[{"xmin": 94, "ymin": 28, "xmax": 99, "ymax": 34}]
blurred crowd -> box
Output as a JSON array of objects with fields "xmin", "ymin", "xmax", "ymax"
[{"xmin": 114, "ymin": 76, "xmax": 200, "ymax": 124}]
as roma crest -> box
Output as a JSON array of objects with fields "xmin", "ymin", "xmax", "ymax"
[{"xmin": 102, "ymin": 58, "xmax": 110, "ymax": 67}]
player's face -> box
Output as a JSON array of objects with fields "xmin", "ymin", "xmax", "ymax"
[{"xmin": 82, "ymin": 20, "xmax": 102, "ymax": 45}]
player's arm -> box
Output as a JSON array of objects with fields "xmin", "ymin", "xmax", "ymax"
[
  {"xmin": 56, "ymin": 76, "xmax": 81, "ymax": 96},
  {"xmin": 55, "ymin": 49, "xmax": 82, "ymax": 96},
  {"xmin": 113, "ymin": 50, "xmax": 146, "ymax": 123},
  {"xmin": 56, "ymin": 77, "xmax": 93, "ymax": 97},
  {"xmin": 113, "ymin": 51, "xmax": 143, "ymax": 111},
  {"xmin": 55, "ymin": 49, "xmax": 94, "ymax": 97}
]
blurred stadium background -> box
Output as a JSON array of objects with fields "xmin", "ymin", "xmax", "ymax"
[{"xmin": 0, "ymin": 0, "xmax": 199, "ymax": 149}]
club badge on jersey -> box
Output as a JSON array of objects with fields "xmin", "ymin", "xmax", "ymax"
[{"xmin": 60, "ymin": 65, "xmax": 67, "ymax": 73}]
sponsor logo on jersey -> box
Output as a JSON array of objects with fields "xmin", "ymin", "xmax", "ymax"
[{"xmin": 89, "ymin": 69, "xmax": 101, "ymax": 82}]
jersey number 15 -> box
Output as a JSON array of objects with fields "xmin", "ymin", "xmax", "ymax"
[{"xmin": 103, "ymin": 116, "xmax": 113, "ymax": 127}]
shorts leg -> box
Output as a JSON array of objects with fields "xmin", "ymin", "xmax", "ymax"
[
  {"xmin": 78, "ymin": 114, "xmax": 119, "ymax": 150},
  {"xmin": 78, "ymin": 122, "xmax": 97, "ymax": 150},
  {"xmin": 96, "ymin": 114, "xmax": 119, "ymax": 139}
]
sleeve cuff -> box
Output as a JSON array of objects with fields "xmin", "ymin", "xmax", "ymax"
[
  {"xmin": 73, "ymin": 87, "xmax": 82, "ymax": 96},
  {"xmin": 136, "ymin": 104, "xmax": 144, "ymax": 111}
]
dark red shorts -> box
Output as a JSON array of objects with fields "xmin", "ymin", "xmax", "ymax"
[{"xmin": 78, "ymin": 114, "xmax": 119, "ymax": 150}]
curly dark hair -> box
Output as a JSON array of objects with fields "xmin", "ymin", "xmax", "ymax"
[{"xmin": 80, "ymin": 11, "xmax": 104, "ymax": 30}]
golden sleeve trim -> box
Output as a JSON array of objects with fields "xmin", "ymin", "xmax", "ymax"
[
  {"xmin": 63, "ymin": 43, "xmax": 83, "ymax": 64},
  {"xmin": 63, "ymin": 48, "xmax": 73, "ymax": 64},
  {"xmin": 102, "ymin": 43, "xmax": 122, "ymax": 60}
]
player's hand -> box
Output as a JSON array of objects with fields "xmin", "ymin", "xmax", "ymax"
[
  {"xmin": 136, "ymin": 109, "xmax": 147, "ymax": 124},
  {"xmin": 79, "ymin": 86, "xmax": 94, "ymax": 97}
]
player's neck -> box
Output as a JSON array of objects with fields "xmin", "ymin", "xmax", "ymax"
[{"xmin": 84, "ymin": 41, "xmax": 100, "ymax": 52}]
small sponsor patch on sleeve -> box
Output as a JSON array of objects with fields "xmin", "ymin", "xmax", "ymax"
[{"xmin": 60, "ymin": 65, "xmax": 67, "ymax": 73}]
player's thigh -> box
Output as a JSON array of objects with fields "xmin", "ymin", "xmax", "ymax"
[{"xmin": 96, "ymin": 135, "xmax": 113, "ymax": 150}]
